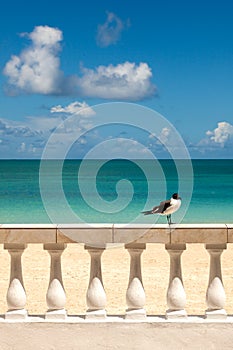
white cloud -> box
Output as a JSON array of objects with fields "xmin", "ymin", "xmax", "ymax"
[
  {"xmin": 96, "ymin": 12, "xmax": 129, "ymax": 47},
  {"xmin": 17, "ymin": 141, "xmax": 40, "ymax": 155},
  {"xmin": 3, "ymin": 26, "xmax": 156, "ymax": 101},
  {"xmin": 18, "ymin": 142, "xmax": 26, "ymax": 152},
  {"xmin": 26, "ymin": 25, "xmax": 62, "ymax": 47},
  {"xmin": 78, "ymin": 62, "xmax": 155, "ymax": 100},
  {"xmin": 192, "ymin": 121, "xmax": 233, "ymax": 157},
  {"xmin": 82, "ymin": 137, "xmax": 153, "ymax": 159},
  {"xmin": 0, "ymin": 118, "xmax": 47, "ymax": 158},
  {"xmin": 50, "ymin": 101, "xmax": 96, "ymax": 134},
  {"xmin": 205, "ymin": 121, "xmax": 233, "ymax": 147},
  {"xmin": 0, "ymin": 118, "xmax": 41, "ymax": 137},
  {"xmin": 26, "ymin": 116, "xmax": 63, "ymax": 132},
  {"xmin": 148, "ymin": 127, "xmax": 174, "ymax": 147},
  {"xmin": 50, "ymin": 101, "xmax": 96, "ymax": 116},
  {"xmin": 158, "ymin": 127, "xmax": 171, "ymax": 144},
  {"xmin": 3, "ymin": 26, "xmax": 64, "ymax": 95}
]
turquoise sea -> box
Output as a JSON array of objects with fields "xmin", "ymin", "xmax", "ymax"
[{"xmin": 0, "ymin": 159, "xmax": 232, "ymax": 224}]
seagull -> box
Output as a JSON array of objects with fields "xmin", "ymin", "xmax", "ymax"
[{"xmin": 142, "ymin": 193, "xmax": 181, "ymax": 224}]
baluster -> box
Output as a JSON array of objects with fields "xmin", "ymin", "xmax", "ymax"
[
  {"xmin": 44, "ymin": 243, "xmax": 67, "ymax": 319},
  {"xmin": 165, "ymin": 244, "xmax": 187, "ymax": 319},
  {"xmin": 205, "ymin": 244, "xmax": 227, "ymax": 319},
  {"xmin": 4, "ymin": 243, "xmax": 27, "ymax": 320},
  {"xmin": 85, "ymin": 246, "xmax": 107, "ymax": 319},
  {"xmin": 125, "ymin": 243, "xmax": 146, "ymax": 319}
]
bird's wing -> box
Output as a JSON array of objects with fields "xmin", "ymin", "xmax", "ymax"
[
  {"xmin": 152, "ymin": 200, "xmax": 171, "ymax": 214},
  {"xmin": 151, "ymin": 205, "xmax": 159, "ymax": 213}
]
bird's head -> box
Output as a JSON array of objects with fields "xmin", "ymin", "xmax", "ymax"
[{"xmin": 172, "ymin": 193, "xmax": 181, "ymax": 200}]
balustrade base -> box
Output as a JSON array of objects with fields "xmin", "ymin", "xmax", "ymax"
[
  {"xmin": 125, "ymin": 308, "xmax": 146, "ymax": 320},
  {"xmin": 85, "ymin": 309, "xmax": 107, "ymax": 320},
  {"xmin": 45, "ymin": 309, "xmax": 67, "ymax": 320},
  {"xmin": 205, "ymin": 308, "xmax": 227, "ymax": 319},
  {"xmin": 5, "ymin": 309, "xmax": 28, "ymax": 320},
  {"xmin": 166, "ymin": 309, "xmax": 187, "ymax": 319}
]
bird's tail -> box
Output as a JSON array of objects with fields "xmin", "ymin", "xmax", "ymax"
[{"xmin": 141, "ymin": 210, "xmax": 154, "ymax": 215}]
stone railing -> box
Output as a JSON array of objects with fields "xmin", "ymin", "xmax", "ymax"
[{"xmin": 0, "ymin": 223, "xmax": 233, "ymax": 321}]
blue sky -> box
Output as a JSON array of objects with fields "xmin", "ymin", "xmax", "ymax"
[{"xmin": 0, "ymin": 0, "xmax": 233, "ymax": 158}]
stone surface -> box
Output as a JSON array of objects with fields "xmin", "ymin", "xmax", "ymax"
[
  {"xmin": 166, "ymin": 244, "xmax": 186, "ymax": 314},
  {"xmin": 126, "ymin": 277, "xmax": 146, "ymax": 308},
  {"xmin": 85, "ymin": 309, "xmax": 107, "ymax": 320},
  {"xmin": 85, "ymin": 247, "xmax": 107, "ymax": 317},
  {"xmin": 46, "ymin": 279, "xmax": 66, "ymax": 309},
  {"xmin": 0, "ymin": 224, "xmax": 231, "ymax": 245},
  {"xmin": 166, "ymin": 278, "xmax": 186, "ymax": 310},
  {"xmin": 113, "ymin": 224, "xmax": 169, "ymax": 244},
  {"xmin": 5, "ymin": 244, "xmax": 27, "ymax": 314},
  {"xmin": 44, "ymin": 244, "xmax": 67, "ymax": 311},
  {"xmin": 45, "ymin": 309, "xmax": 67, "ymax": 320},
  {"xmin": 126, "ymin": 245, "xmax": 146, "ymax": 314},
  {"xmin": 5, "ymin": 309, "xmax": 28, "ymax": 320},
  {"xmin": 7, "ymin": 278, "xmax": 26, "ymax": 309},
  {"xmin": 166, "ymin": 309, "xmax": 187, "ymax": 319},
  {"xmin": 125, "ymin": 308, "xmax": 147, "ymax": 320},
  {"xmin": 86, "ymin": 277, "xmax": 107, "ymax": 310},
  {"xmin": 2, "ymin": 321, "xmax": 233, "ymax": 349},
  {"xmin": 205, "ymin": 308, "xmax": 227, "ymax": 319},
  {"xmin": 57, "ymin": 224, "xmax": 113, "ymax": 247},
  {"xmin": 170, "ymin": 224, "xmax": 227, "ymax": 244},
  {"xmin": 205, "ymin": 245, "xmax": 226, "ymax": 313},
  {"xmin": 227, "ymin": 224, "xmax": 233, "ymax": 243},
  {"xmin": 206, "ymin": 277, "xmax": 226, "ymax": 310},
  {"xmin": 0, "ymin": 225, "xmax": 56, "ymax": 243}
]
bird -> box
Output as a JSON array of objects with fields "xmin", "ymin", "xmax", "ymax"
[{"xmin": 142, "ymin": 193, "xmax": 181, "ymax": 224}]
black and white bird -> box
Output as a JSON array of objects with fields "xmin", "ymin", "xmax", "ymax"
[{"xmin": 142, "ymin": 193, "xmax": 181, "ymax": 224}]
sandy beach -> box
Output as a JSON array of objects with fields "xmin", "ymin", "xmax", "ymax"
[{"xmin": 0, "ymin": 243, "xmax": 233, "ymax": 316}]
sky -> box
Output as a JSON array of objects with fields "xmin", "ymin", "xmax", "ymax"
[{"xmin": 0, "ymin": 0, "xmax": 233, "ymax": 159}]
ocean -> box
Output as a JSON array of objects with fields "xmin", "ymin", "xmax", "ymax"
[{"xmin": 0, "ymin": 159, "xmax": 232, "ymax": 224}]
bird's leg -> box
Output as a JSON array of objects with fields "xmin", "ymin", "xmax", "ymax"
[
  {"xmin": 167, "ymin": 215, "xmax": 171, "ymax": 225},
  {"xmin": 169, "ymin": 215, "xmax": 172, "ymax": 224}
]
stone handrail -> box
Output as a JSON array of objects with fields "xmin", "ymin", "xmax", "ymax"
[{"xmin": 0, "ymin": 223, "xmax": 232, "ymax": 321}]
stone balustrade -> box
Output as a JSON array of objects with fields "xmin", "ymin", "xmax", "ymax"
[{"xmin": 0, "ymin": 223, "xmax": 233, "ymax": 321}]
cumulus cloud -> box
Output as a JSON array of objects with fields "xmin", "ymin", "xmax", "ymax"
[
  {"xmin": 50, "ymin": 101, "xmax": 96, "ymax": 116},
  {"xmin": 158, "ymin": 127, "xmax": 171, "ymax": 144},
  {"xmin": 0, "ymin": 118, "xmax": 41, "ymax": 137},
  {"xmin": 3, "ymin": 25, "xmax": 156, "ymax": 101},
  {"xmin": 78, "ymin": 62, "xmax": 155, "ymax": 100},
  {"xmin": 0, "ymin": 101, "xmax": 94, "ymax": 158},
  {"xmin": 49, "ymin": 101, "xmax": 96, "ymax": 135},
  {"xmin": 193, "ymin": 121, "xmax": 233, "ymax": 157},
  {"xmin": 147, "ymin": 127, "xmax": 185, "ymax": 156},
  {"xmin": 205, "ymin": 121, "xmax": 233, "ymax": 147},
  {"xmin": 26, "ymin": 116, "xmax": 64, "ymax": 132},
  {"xmin": 18, "ymin": 142, "xmax": 26, "ymax": 153},
  {"xmin": 82, "ymin": 137, "xmax": 152, "ymax": 159},
  {"xmin": 148, "ymin": 127, "xmax": 174, "ymax": 146},
  {"xmin": 3, "ymin": 25, "xmax": 64, "ymax": 95},
  {"xmin": 0, "ymin": 118, "xmax": 46, "ymax": 158},
  {"xmin": 96, "ymin": 12, "xmax": 129, "ymax": 47}
]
